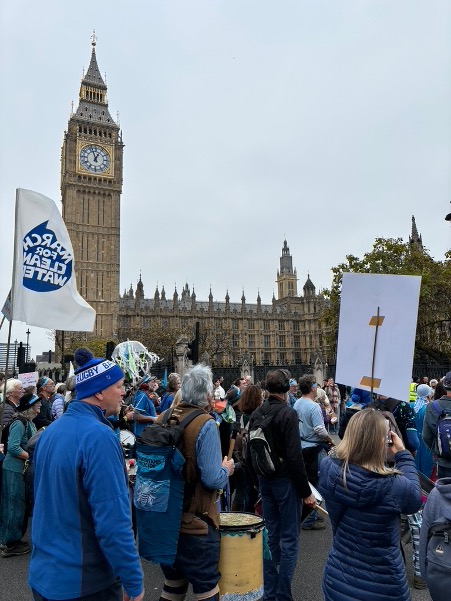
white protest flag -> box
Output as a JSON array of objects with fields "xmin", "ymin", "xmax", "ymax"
[{"xmin": 11, "ymin": 188, "xmax": 96, "ymax": 331}]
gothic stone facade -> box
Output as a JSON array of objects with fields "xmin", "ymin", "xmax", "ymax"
[{"xmin": 118, "ymin": 241, "xmax": 330, "ymax": 368}]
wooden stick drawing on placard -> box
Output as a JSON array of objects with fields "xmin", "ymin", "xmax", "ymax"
[{"xmin": 360, "ymin": 306, "xmax": 384, "ymax": 396}]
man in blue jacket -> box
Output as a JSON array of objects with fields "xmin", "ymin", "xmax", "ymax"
[{"xmin": 28, "ymin": 348, "xmax": 144, "ymax": 601}]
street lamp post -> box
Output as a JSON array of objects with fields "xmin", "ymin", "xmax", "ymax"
[
  {"xmin": 14, "ymin": 339, "xmax": 18, "ymax": 376},
  {"xmin": 26, "ymin": 329, "xmax": 31, "ymax": 362}
]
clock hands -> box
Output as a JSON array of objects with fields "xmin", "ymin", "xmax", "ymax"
[{"xmin": 80, "ymin": 146, "xmax": 109, "ymax": 172}]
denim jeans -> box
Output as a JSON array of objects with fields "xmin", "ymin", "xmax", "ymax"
[
  {"xmin": 32, "ymin": 580, "xmax": 122, "ymax": 601},
  {"xmin": 232, "ymin": 462, "xmax": 258, "ymax": 512},
  {"xmin": 300, "ymin": 445, "xmax": 324, "ymax": 528},
  {"xmin": 161, "ymin": 523, "xmax": 220, "ymax": 598},
  {"xmin": 259, "ymin": 477, "xmax": 301, "ymax": 601},
  {"xmin": 301, "ymin": 507, "xmax": 318, "ymax": 528}
]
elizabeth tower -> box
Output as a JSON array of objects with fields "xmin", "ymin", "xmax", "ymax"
[{"xmin": 60, "ymin": 35, "xmax": 123, "ymax": 347}]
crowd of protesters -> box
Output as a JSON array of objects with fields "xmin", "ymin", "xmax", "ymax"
[{"xmin": 1, "ymin": 359, "xmax": 450, "ymax": 601}]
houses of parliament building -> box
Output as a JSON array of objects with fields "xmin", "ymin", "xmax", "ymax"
[
  {"xmin": 60, "ymin": 37, "xmax": 329, "ymax": 368},
  {"xmin": 118, "ymin": 240, "xmax": 329, "ymax": 368}
]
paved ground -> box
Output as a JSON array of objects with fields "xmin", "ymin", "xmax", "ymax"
[{"xmin": 0, "ymin": 521, "xmax": 431, "ymax": 601}]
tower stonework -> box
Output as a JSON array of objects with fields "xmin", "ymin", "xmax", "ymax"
[
  {"xmin": 60, "ymin": 35, "xmax": 123, "ymax": 346},
  {"xmin": 409, "ymin": 215, "xmax": 423, "ymax": 251},
  {"xmin": 276, "ymin": 240, "xmax": 298, "ymax": 299}
]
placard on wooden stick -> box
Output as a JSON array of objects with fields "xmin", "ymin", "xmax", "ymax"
[{"xmin": 335, "ymin": 273, "xmax": 421, "ymax": 401}]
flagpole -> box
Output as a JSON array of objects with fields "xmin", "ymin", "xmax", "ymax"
[
  {"xmin": 1, "ymin": 191, "xmax": 19, "ymax": 434},
  {"xmin": 61, "ymin": 330, "xmax": 65, "ymax": 381},
  {"xmin": 0, "ymin": 319, "xmax": 13, "ymax": 436}
]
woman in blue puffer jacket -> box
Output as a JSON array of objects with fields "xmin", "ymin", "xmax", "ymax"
[{"xmin": 318, "ymin": 408, "xmax": 422, "ymax": 601}]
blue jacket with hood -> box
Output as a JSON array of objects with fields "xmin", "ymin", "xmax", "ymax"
[
  {"xmin": 28, "ymin": 401, "xmax": 143, "ymax": 600},
  {"xmin": 318, "ymin": 451, "xmax": 421, "ymax": 601}
]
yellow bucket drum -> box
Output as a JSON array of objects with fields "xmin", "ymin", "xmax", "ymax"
[{"xmin": 218, "ymin": 512, "xmax": 264, "ymax": 601}]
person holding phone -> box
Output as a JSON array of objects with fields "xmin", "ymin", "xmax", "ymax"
[{"xmin": 318, "ymin": 408, "xmax": 422, "ymax": 601}]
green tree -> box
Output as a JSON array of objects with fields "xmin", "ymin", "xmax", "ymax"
[
  {"xmin": 321, "ymin": 238, "xmax": 451, "ymax": 362},
  {"xmin": 65, "ymin": 336, "xmax": 110, "ymax": 359},
  {"xmin": 53, "ymin": 331, "xmax": 109, "ymax": 363}
]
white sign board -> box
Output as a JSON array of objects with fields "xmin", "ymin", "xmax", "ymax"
[
  {"xmin": 18, "ymin": 371, "xmax": 39, "ymax": 388},
  {"xmin": 335, "ymin": 273, "xmax": 421, "ymax": 401}
]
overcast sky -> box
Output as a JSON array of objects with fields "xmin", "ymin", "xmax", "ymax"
[{"xmin": 1, "ymin": 0, "xmax": 450, "ymax": 359}]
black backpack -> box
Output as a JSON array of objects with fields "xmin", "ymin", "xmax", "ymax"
[
  {"xmin": 247, "ymin": 400, "xmax": 284, "ymax": 477},
  {"xmin": 431, "ymin": 401, "xmax": 451, "ymax": 460},
  {"xmin": 136, "ymin": 406, "xmax": 204, "ymax": 449},
  {"xmin": 424, "ymin": 519, "xmax": 451, "ymax": 600},
  {"xmin": 1, "ymin": 415, "xmax": 28, "ymax": 456}
]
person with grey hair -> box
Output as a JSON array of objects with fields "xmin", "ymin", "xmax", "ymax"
[
  {"xmin": 180, "ymin": 364, "xmax": 213, "ymax": 408},
  {"xmin": 158, "ymin": 364, "xmax": 234, "ymax": 601},
  {"xmin": 429, "ymin": 378, "xmax": 438, "ymax": 391},
  {"xmin": 1, "ymin": 379, "xmax": 25, "ymax": 428}
]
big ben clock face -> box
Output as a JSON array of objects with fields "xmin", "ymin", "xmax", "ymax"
[{"xmin": 79, "ymin": 144, "xmax": 111, "ymax": 174}]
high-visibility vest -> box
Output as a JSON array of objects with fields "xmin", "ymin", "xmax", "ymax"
[{"xmin": 409, "ymin": 382, "xmax": 417, "ymax": 403}]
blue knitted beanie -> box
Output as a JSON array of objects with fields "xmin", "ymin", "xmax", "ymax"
[{"xmin": 74, "ymin": 348, "xmax": 123, "ymax": 400}]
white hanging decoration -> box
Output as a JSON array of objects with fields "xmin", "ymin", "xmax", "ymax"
[{"xmin": 112, "ymin": 340, "xmax": 160, "ymax": 385}]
